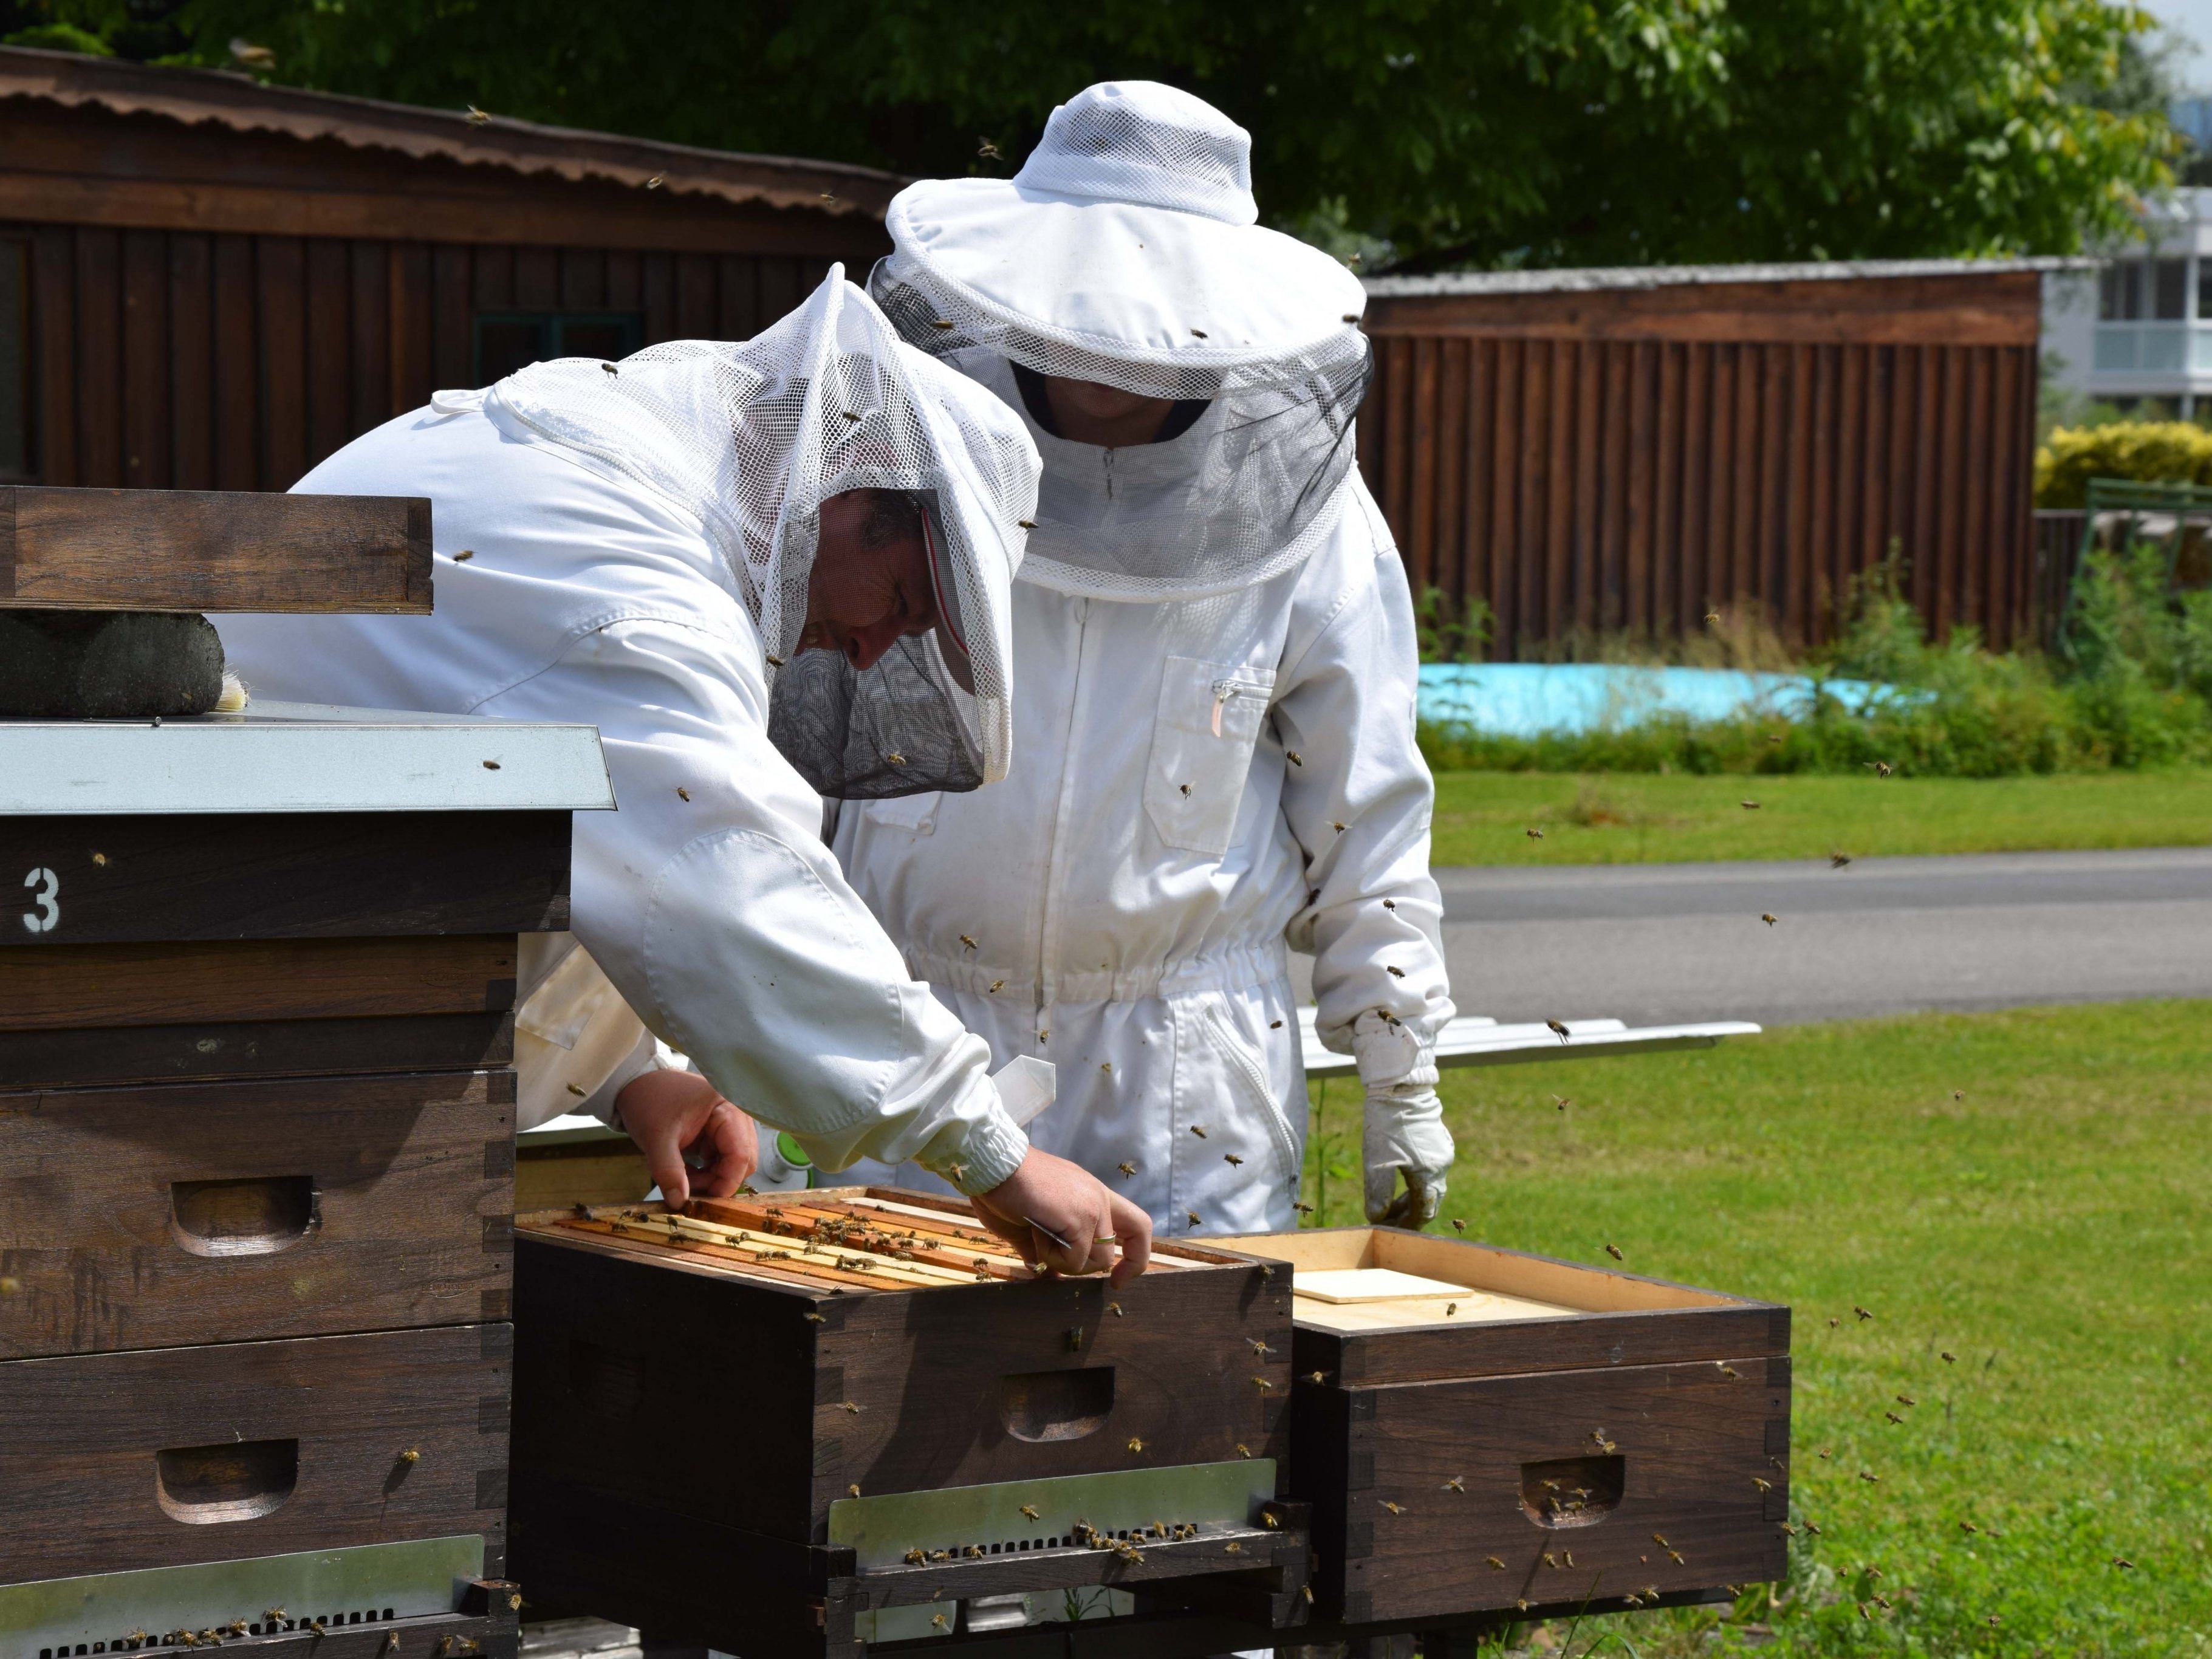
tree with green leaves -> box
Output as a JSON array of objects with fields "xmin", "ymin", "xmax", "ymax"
[{"xmin": 1, "ymin": 0, "xmax": 2177, "ymax": 271}]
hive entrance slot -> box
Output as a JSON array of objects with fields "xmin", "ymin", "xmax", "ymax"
[
  {"xmin": 169, "ymin": 1175, "xmax": 320, "ymax": 1257},
  {"xmin": 997, "ymin": 1367, "xmax": 1114, "ymax": 1442},
  {"xmin": 1519, "ymin": 1454, "xmax": 1623, "ymax": 1527},
  {"xmin": 155, "ymin": 1438, "xmax": 298, "ymax": 1524}
]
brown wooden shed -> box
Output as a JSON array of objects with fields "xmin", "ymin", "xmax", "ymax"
[
  {"xmin": 1357, "ymin": 259, "xmax": 2070, "ymax": 657},
  {"xmin": 0, "ymin": 45, "xmax": 895, "ymax": 494}
]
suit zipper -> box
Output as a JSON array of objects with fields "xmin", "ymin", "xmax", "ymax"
[{"xmin": 1033, "ymin": 598, "xmax": 1092, "ymax": 1035}]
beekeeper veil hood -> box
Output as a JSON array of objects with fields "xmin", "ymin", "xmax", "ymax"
[
  {"xmin": 871, "ymin": 80, "xmax": 1372, "ymax": 602},
  {"xmin": 490, "ymin": 269, "xmax": 1039, "ymax": 797}
]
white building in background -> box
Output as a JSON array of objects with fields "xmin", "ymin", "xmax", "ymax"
[{"xmin": 2041, "ymin": 186, "xmax": 2212, "ymax": 419}]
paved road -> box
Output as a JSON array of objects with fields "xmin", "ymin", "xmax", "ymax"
[{"xmin": 1296, "ymin": 847, "xmax": 2212, "ymax": 1028}]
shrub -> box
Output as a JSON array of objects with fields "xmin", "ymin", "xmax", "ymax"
[{"xmin": 2034, "ymin": 420, "xmax": 2212, "ymax": 508}]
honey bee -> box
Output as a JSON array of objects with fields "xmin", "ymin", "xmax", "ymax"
[
  {"xmin": 1450, "ymin": 1218, "xmax": 1466, "ymax": 1233},
  {"xmin": 1271, "ymin": 1019, "xmax": 1286, "ymax": 1030},
  {"xmin": 1128, "ymin": 1436, "xmax": 1146, "ymax": 1452},
  {"xmin": 1705, "ymin": 610, "xmax": 1722, "ymax": 626},
  {"xmin": 2114, "ymin": 1555, "xmax": 2135, "ymax": 1569},
  {"xmin": 1485, "ymin": 1556, "xmax": 1505, "ymax": 1570},
  {"xmin": 1552, "ymin": 1095, "xmax": 1572, "ymax": 1111},
  {"xmin": 959, "ymin": 934, "xmax": 978, "ymax": 952},
  {"xmin": 931, "ymin": 1613, "xmax": 948, "ymax": 1630},
  {"xmin": 905, "ymin": 1547, "xmax": 927, "ymax": 1564},
  {"xmin": 988, "ymin": 981, "xmax": 1004, "ymax": 993},
  {"xmin": 1019, "ymin": 1503, "xmax": 1041, "ymax": 1520},
  {"xmin": 1778, "ymin": 1520, "xmax": 1799, "ymax": 1536},
  {"xmin": 1942, "ymin": 1350, "xmax": 1957, "ymax": 1363},
  {"xmin": 1854, "ymin": 1305, "xmax": 1874, "ymax": 1321},
  {"xmin": 1805, "ymin": 1521, "xmax": 1822, "ymax": 1536},
  {"xmin": 676, "ymin": 786, "xmax": 691, "ymax": 801},
  {"xmin": 1652, "ymin": 1533, "xmax": 1669, "ymax": 1547},
  {"xmin": 841, "ymin": 1400, "xmax": 862, "ymax": 1414},
  {"xmin": 482, "ymin": 759, "xmax": 502, "ymax": 770},
  {"xmin": 1303, "ymin": 1585, "xmax": 1315, "ymax": 1603},
  {"xmin": 399, "ymin": 1447, "xmax": 420, "ymax": 1465},
  {"xmin": 1224, "ymin": 1541, "xmax": 1242, "ymax": 1553},
  {"xmin": 1818, "ymin": 1446, "xmax": 1831, "ymax": 1459},
  {"xmin": 848, "ymin": 1483, "xmax": 863, "ymax": 1496},
  {"xmin": 1752, "ymin": 1476, "xmax": 1772, "ymax": 1493},
  {"xmin": 1445, "ymin": 1477, "xmax": 1466, "ymax": 1493},
  {"xmin": 1830, "ymin": 852, "xmax": 1852, "ymax": 868},
  {"xmin": 601, "ymin": 364, "xmax": 618, "ymax": 378},
  {"xmin": 766, "ymin": 654, "xmax": 784, "ymax": 668},
  {"xmin": 1108, "ymin": 1301, "xmax": 1123, "ymax": 1316},
  {"xmin": 1191, "ymin": 1124, "xmax": 1208, "ymax": 1138},
  {"xmin": 1874, "ymin": 761, "xmax": 1894, "ymax": 778},
  {"xmin": 1761, "ymin": 912, "xmax": 1779, "ymax": 926},
  {"xmin": 1884, "ymin": 1411, "xmax": 1904, "ymax": 1425},
  {"xmin": 1262, "ymin": 1511, "xmax": 1281, "ymax": 1528},
  {"xmin": 1952, "ymin": 1089, "xmax": 1964, "ymax": 1101},
  {"xmin": 1515, "ymin": 1599, "xmax": 1530, "ymax": 1612},
  {"xmin": 1186, "ymin": 1210, "xmax": 1202, "ymax": 1226},
  {"xmin": 1253, "ymin": 1376, "xmax": 1274, "ymax": 1392},
  {"xmin": 1667, "ymin": 1548, "xmax": 1685, "ymax": 1564},
  {"xmin": 645, "ymin": 174, "xmax": 663, "ymax": 190},
  {"xmin": 1445, "ymin": 1302, "xmax": 1458, "ymax": 1315},
  {"xmin": 1180, "ymin": 782, "xmax": 1193, "ymax": 797},
  {"xmin": 1605, "ymin": 1243, "xmax": 1624, "ymax": 1262},
  {"xmin": 1526, "ymin": 827, "xmax": 1544, "ymax": 840},
  {"xmin": 466, "ymin": 105, "xmax": 491, "ymax": 126},
  {"xmin": 1235, "ymin": 1442, "xmax": 1252, "ymax": 1457},
  {"xmin": 1386, "ymin": 965, "xmax": 1405, "ymax": 978},
  {"xmin": 1717, "ymin": 1362, "xmax": 1741, "ymax": 1379},
  {"xmin": 92, "ymin": 850, "xmax": 111, "ymax": 863},
  {"xmin": 264, "ymin": 1610, "xmax": 286, "ymax": 1626},
  {"xmin": 1741, "ymin": 799, "xmax": 1761, "ymax": 810},
  {"xmin": 1191, "ymin": 329, "xmax": 1209, "ymax": 339},
  {"xmin": 1332, "ymin": 821, "xmax": 1346, "ymax": 832},
  {"xmin": 1546, "ymin": 1019, "xmax": 1571, "ymax": 1043},
  {"xmin": 1382, "ymin": 897, "xmax": 1395, "ymax": 909},
  {"xmin": 1860, "ymin": 1469, "xmax": 1879, "ymax": 1482},
  {"xmin": 804, "ymin": 1311, "xmax": 826, "ymax": 1322},
  {"xmin": 1248, "ymin": 1338, "xmax": 1273, "ymax": 1354},
  {"xmin": 1542, "ymin": 1552, "xmax": 1559, "ymax": 1568},
  {"xmin": 820, "ymin": 193, "xmax": 838, "ymax": 205},
  {"xmin": 978, "ymin": 138, "xmax": 1003, "ymax": 159},
  {"xmin": 1286, "ymin": 751, "xmax": 1304, "ymax": 767},
  {"xmin": 1118, "ymin": 1161, "xmax": 1137, "ymax": 1177},
  {"xmin": 1382, "ymin": 1500, "xmax": 1406, "ymax": 1515}
]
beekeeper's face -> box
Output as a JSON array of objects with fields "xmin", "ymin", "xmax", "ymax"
[{"xmin": 800, "ymin": 488, "xmax": 940, "ymax": 673}]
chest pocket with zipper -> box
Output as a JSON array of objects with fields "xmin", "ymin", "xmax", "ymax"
[{"xmin": 1143, "ymin": 655, "xmax": 1276, "ymax": 856}]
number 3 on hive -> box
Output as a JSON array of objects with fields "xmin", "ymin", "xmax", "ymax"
[{"xmin": 21, "ymin": 867, "xmax": 58, "ymax": 934}]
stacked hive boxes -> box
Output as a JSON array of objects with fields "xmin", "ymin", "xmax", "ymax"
[{"xmin": 0, "ymin": 487, "xmax": 610, "ymax": 1659}]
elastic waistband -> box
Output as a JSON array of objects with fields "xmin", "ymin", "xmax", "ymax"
[{"xmin": 907, "ymin": 936, "xmax": 1290, "ymax": 1006}]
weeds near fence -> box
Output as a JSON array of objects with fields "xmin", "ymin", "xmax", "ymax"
[{"xmin": 1419, "ymin": 553, "xmax": 2212, "ymax": 777}]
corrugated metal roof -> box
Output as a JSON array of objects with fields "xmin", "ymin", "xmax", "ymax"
[
  {"xmin": 1364, "ymin": 256, "xmax": 2092, "ymax": 298},
  {"xmin": 0, "ymin": 44, "xmax": 901, "ymax": 219}
]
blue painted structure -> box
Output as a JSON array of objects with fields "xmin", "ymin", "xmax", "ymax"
[{"xmin": 1416, "ymin": 663, "xmax": 1894, "ymax": 738}]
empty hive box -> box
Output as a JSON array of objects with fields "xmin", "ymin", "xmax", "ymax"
[{"xmin": 1214, "ymin": 1225, "xmax": 1792, "ymax": 1628}]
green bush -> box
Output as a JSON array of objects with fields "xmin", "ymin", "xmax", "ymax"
[
  {"xmin": 1419, "ymin": 553, "xmax": 2212, "ymax": 777},
  {"xmin": 2033, "ymin": 420, "xmax": 2212, "ymax": 508}
]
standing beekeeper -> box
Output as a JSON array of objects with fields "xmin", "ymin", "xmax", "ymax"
[
  {"xmin": 831, "ymin": 83, "xmax": 1456, "ymax": 1236},
  {"xmin": 219, "ymin": 270, "xmax": 1152, "ymax": 1282}
]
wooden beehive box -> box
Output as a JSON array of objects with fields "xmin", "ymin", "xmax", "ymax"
[
  {"xmin": 0, "ymin": 490, "xmax": 609, "ymax": 1659},
  {"xmin": 510, "ymin": 1189, "xmax": 1309, "ymax": 1658},
  {"xmin": 1213, "ymin": 1226, "xmax": 1791, "ymax": 1627}
]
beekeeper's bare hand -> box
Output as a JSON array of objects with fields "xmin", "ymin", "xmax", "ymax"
[
  {"xmin": 974, "ymin": 1148, "xmax": 1153, "ymax": 1286},
  {"xmin": 614, "ymin": 1069, "xmax": 757, "ymax": 1205}
]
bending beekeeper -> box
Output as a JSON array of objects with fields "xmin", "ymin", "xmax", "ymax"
[
  {"xmin": 831, "ymin": 83, "xmax": 1456, "ymax": 1235},
  {"xmin": 219, "ymin": 270, "xmax": 1152, "ymax": 1281}
]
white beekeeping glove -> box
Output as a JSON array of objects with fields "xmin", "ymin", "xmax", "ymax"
[{"xmin": 1352, "ymin": 1010, "xmax": 1453, "ymax": 1228}]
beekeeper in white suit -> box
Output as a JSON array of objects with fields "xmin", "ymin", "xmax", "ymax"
[
  {"xmin": 220, "ymin": 270, "xmax": 1152, "ymax": 1281},
  {"xmin": 832, "ymin": 83, "xmax": 1456, "ymax": 1236}
]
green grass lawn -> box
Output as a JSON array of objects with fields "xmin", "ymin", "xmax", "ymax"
[
  {"xmin": 1298, "ymin": 1002, "xmax": 2212, "ymax": 1655},
  {"xmin": 1430, "ymin": 770, "xmax": 2212, "ymax": 867}
]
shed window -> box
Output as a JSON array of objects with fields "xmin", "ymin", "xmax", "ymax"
[
  {"xmin": 2100, "ymin": 262, "xmax": 2146, "ymax": 321},
  {"xmin": 474, "ymin": 312, "xmax": 645, "ymax": 384},
  {"xmin": 0, "ymin": 238, "xmax": 29, "ymax": 482}
]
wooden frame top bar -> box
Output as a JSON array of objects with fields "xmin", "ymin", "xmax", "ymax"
[{"xmin": 0, "ymin": 487, "xmax": 432, "ymax": 612}]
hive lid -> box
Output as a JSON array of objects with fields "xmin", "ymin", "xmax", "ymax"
[{"xmin": 0, "ymin": 700, "xmax": 613, "ymax": 815}]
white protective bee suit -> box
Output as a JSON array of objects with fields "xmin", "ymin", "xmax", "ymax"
[
  {"xmin": 220, "ymin": 272, "xmax": 1051, "ymax": 1192},
  {"xmin": 835, "ymin": 84, "xmax": 1456, "ymax": 1236}
]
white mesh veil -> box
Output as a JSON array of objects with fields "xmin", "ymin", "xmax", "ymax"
[
  {"xmin": 488, "ymin": 269, "xmax": 1039, "ymax": 797},
  {"xmin": 869, "ymin": 81, "xmax": 1373, "ymax": 602}
]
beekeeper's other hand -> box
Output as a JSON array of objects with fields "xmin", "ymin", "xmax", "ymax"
[
  {"xmin": 974, "ymin": 1147, "xmax": 1154, "ymax": 1287},
  {"xmin": 1363, "ymin": 1083, "xmax": 1452, "ymax": 1228},
  {"xmin": 615, "ymin": 1069, "xmax": 758, "ymax": 1205}
]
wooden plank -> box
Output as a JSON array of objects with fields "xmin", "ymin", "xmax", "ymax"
[
  {"xmin": 1625, "ymin": 341, "xmax": 1656, "ymax": 635},
  {"xmin": 1788, "ymin": 343, "xmax": 1817, "ymax": 640},
  {"xmin": 1909, "ymin": 346, "xmax": 1940, "ymax": 623},
  {"xmin": 1320, "ymin": 1356, "xmax": 1789, "ymax": 1623},
  {"xmin": 391, "ymin": 241, "xmax": 434, "ymax": 416},
  {"xmin": 560, "ymin": 247, "xmax": 607, "ymax": 312},
  {"xmin": 1600, "ymin": 341, "xmax": 1631, "ymax": 632},
  {"xmin": 0, "ymin": 1323, "xmax": 510, "ymax": 1584},
  {"xmin": 1959, "ymin": 346, "xmax": 1994, "ymax": 639},
  {"xmin": 29, "ymin": 226, "xmax": 78, "ymax": 486},
  {"xmin": 1834, "ymin": 345, "xmax": 1867, "ymax": 632},
  {"xmin": 0, "ymin": 934, "xmax": 518, "ymax": 1031},
  {"xmin": 74, "ymin": 225, "xmax": 123, "ymax": 487},
  {"xmin": 473, "ymin": 244, "xmax": 515, "ymax": 312},
  {"xmin": 257, "ymin": 235, "xmax": 308, "ymax": 489},
  {"xmin": 1730, "ymin": 345, "xmax": 1761, "ymax": 611},
  {"xmin": 516, "ymin": 1137, "xmax": 651, "ymax": 1213},
  {"xmin": 1507, "ymin": 338, "xmax": 1539, "ymax": 655},
  {"xmin": 1455, "ymin": 337, "xmax": 1487, "ymax": 629},
  {"xmin": 303, "ymin": 236, "xmax": 353, "ymax": 471},
  {"xmin": 1544, "ymin": 341, "xmax": 1574, "ymax": 641},
  {"xmin": 0, "ymin": 485, "xmax": 431, "ymax": 611},
  {"xmin": 0, "ymin": 1011, "xmax": 513, "ymax": 1092},
  {"xmin": 120, "ymin": 227, "xmax": 168, "ymax": 490},
  {"xmin": 431, "ymin": 242, "xmax": 473, "ymax": 390},
  {"xmin": 1361, "ymin": 270, "xmax": 2043, "ymax": 346},
  {"xmin": 642, "ymin": 251, "xmax": 676, "ymax": 344},
  {"xmin": 1677, "ymin": 344, "xmax": 1709, "ymax": 634},
  {"xmin": 756, "ymin": 257, "xmax": 798, "ymax": 336},
  {"xmin": 1755, "ymin": 346, "xmax": 1789, "ymax": 637},
  {"xmin": 0, "ymin": 810, "xmax": 570, "ymax": 942},
  {"xmin": 719, "ymin": 254, "xmax": 760, "ymax": 340},
  {"xmin": 349, "ymin": 238, "xmax": 392, "ymax": 442},
  {"xmin": 1991, "ymin": 346, "xmax": 2030, "ymax": 648},
  {"xmin": 0, "ymin": 1069, "xmax": 515, "ymax": 1360},
  {"xmin": 605, "ymin": 248, "xmax": 643, "ymax": 319},
  {"xmin": 675, "ymin": 253, "xmax": 717, "ymax": 339},
  {"xmin": 1406, "ymin": 337, "xmax": 1439, "ymax": 593},
  {"xmin": 1651, "ymin": 341, "xmax": 1682, "ymax": 636},
  {"xmin": 1382, "ymin": 337, "xmax": 1413, "ymax": 544},
  {"xmin": 211, "ymin": 232, "xmax": 257, "ymax": 491},
  {"xmin": 515, "ymin": 245, "xmax": 560, "ymax": 313},
  {"xmin": 166, "ymin": 231, "xmax": 216, "ymax": 490},
  {"xmin": 1572, "ymin": 340, "xmax": 1601, "ymax": 632}
]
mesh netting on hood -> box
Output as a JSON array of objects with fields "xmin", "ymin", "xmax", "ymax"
[
  {"xmin": 869, "ymin": 81, "xmax": 1372, "ymax": 602},
  {"xmin": 488, "ymin": 269, "xmax": 1039, "ymax": 797}
]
